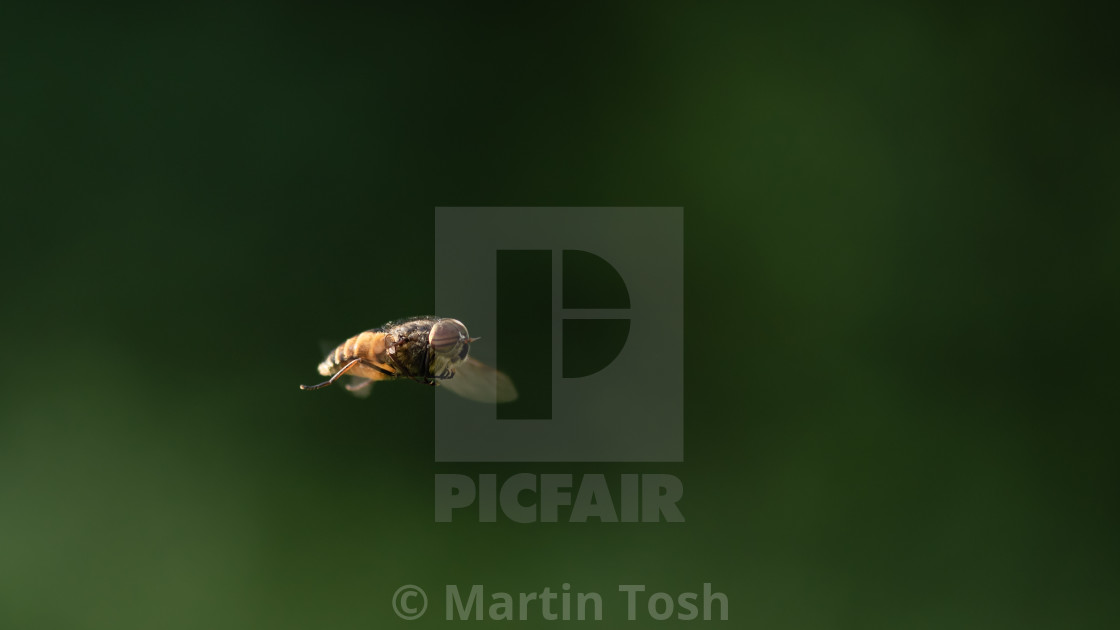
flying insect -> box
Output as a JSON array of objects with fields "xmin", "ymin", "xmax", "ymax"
[{"xmin": 301, "ymin": 316, "xmax": 517, "ymax": 403}]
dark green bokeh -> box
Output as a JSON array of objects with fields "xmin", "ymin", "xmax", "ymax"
[{"xmin": 1, "ymin": 2, "xmax": 1116, "ymax": 629}]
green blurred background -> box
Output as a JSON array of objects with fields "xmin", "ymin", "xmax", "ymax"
[{"xmin": 1, "ymin": 2, "xmax": 1116, "ymax": 628}]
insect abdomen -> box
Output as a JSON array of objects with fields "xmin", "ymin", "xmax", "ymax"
[{"xmin": 317, "ymin": 330, "xmax": 385, "ymax": 376}]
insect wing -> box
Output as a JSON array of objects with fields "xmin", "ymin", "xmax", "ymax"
[
  {"xmin": 344, "ymin": 376, "xmax": 375, "ymax": 398},
  {"xmin": 440, "ymin": 357, "xmax": 518, "ymax": 403}
]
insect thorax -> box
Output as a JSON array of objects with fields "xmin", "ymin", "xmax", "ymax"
[{"xmin": 384, "ymin": 319, "xmax": 438, "ymax": 378}]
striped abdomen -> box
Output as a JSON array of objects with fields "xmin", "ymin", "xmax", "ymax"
[{"xmin": 318, "ymin": 330, "xmax": 388, "ymax": 376}]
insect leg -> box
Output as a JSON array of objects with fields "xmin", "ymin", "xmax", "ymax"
[
  {"xmin": 359, "ymin": 359, "xmax": 396, "ymax": 378},
  {"xmin": 300, "ymin": 358, "xmax": 394, "ymax": 390}
]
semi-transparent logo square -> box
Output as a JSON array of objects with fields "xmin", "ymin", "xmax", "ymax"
[{"xmin": 434, "ymin": 208, "xmax": 683, "ymax": 461}]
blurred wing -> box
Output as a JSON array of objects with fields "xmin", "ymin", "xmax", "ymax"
[
  {"xmin": 440, "ymin": 357, "xmax": 518, "ymax": 403},
  {"xmin": 345, "ymin": 376, "xmax": 374, "ymax": 399}
]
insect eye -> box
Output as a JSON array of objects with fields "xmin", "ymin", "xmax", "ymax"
[{"xmin": 429, "ymin": 319, "xmax": 467, "ymax": 352}]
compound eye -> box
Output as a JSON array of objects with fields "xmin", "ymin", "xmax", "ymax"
[{"xmin": 429, "ymin": 319, "xmax": 467, "ymax": 353}]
